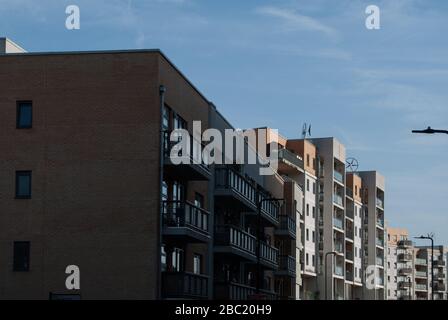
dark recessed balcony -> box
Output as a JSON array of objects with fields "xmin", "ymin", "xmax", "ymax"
[
  {"xmin": 398, "ymin": 267, "xmax": 413, "ymax": 276},
  {"xmin": 163, "ymin": 131, "xmax": 211, "ymax": 181},
  {"xmin": 162, "ymin": 201, "xmax": 211, "ymax": 243},
  {"xmin": 398, "ymin": 253, "xmax": 413, "ymax": 262},
  {"xmin": 275, "ymin": 215, "xmax": 296, "ymax": 239},
  {"xmin": 278, "ymin": 148, "xmax": 304, "ymax": 174},
  {"xmin": 397, "ymin": 240, "xmax": 413, "ymax": 248},
  {"xmin": 276, "ymin": 255, "xmax": 296, "ymax": 277},
  {"xmin": 260, "ymin": 242, "xmax": 279, "ymax": 269},
  {"xmin": 162, "ymin": 272, "xmax": 209, "ymax": 299}
]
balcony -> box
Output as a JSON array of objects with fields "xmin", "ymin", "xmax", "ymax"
[
  {"xmin": 215, "ymin": 168, "xmax": 257, "ymax": 212},
  {"xmin": 398, "ymin": 281, "xmax": 412, "ymax": 289},
  {"xmin": 258, "ymin": 194, "xmax": 280, "ymax": 226},
  {"xmin": 162, "ymin": 201, "xmax": 210, "ymax": 243},
  {"xmin": 415, "ymin": 271, "xmax": 427, "ymax": 278},
  {"xmin": 334, "ymin": 265, "xmax": 344, "ymax": 277},
  {"xmin": 163, "ymin": 131, "xmax": 211, "ymax": 181},
  {"xmin": 436, "ymin": 272, "xmax": 446, "ymax": 279},
  {"xmin": 275, "ymin": 215, "xmax": 296, "ymax": 239},
  {"xmin": 376, "ymin": 238, "xmax": 384, "ymax": 247},
  {"xmin": 397, "ymin": 240, "xmax": 413, "ymax": 248},
  {"xmin": 334, "ymin": 242, "xmax": 344, "ymax": 254},
  {"xmin": 334, "ymin": 170, "xmax": 344, "ymax": 184},
  {"xmin": 376, "ymin": 198, "xmax": 384, "ymax": 209},
  {"xmin": 376, "ymin": 257, "xmax": 384, "ymax": 266},
  {"xmin": 345, "ymin": 250, "xmax": 354, "ymax": 261},
  {"xmin": 433, "ymin": 259, "xmax": 446, "ymax": 267},
  {"xmin": 214, "ymin": 226, "xmax": 256, "ymax": 261},
  {"xmin": 376, "ymin": 218, "xmax": 384, "ymax": 228},
  {"xmin": 277, "ymin": 255, "xmax": 296, "ymax": 277},
  {"xmin": 260, "ymin": 242, "xmax": 279, "ymax": 269},
  {"xmin": 434, "ymin": 283, "xmax": 446, "ymax": 291},
  {"xmin": 398, "ymin": 268, "xmax": 413, "ymax": 276},
  {"xmin": 333, "ymin": 217, "xmax": 344, "ymax": 230},
  {"xmin": 398, "ymin": 253, "xmax": 413, "ymax": 262},
  {"xmin": 415, "ymin": 258, "xmax": 427, "ymax": 266},
  {"xmin": 278, "ymin": 148, "xmax": 304, "ymax": 173},
  {"xmin": 333, "ymin": 194, "xmax": 344, "ymax": 207},
  {"xmin": 162, "ymin": 272, "xmax": 209, "ymax": 299},
  {"xmin": 346, "ymin": 188, "xmax": 353, "ymax": 199},
  {"xmin": 214, "ymin": 282, "xmax": 255, "ymax": 300},
  {"xmin": 415, "ymin": 284, "xmax": 427, "ymax": 291}
]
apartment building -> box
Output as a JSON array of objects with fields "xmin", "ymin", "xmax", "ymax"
[
  {"xmin": 386, "ymin": 228, "xmax": 413, "ymax": 300},
  {"xmin": 386, "ymin": 227, "xmax": 448, "ymax": 300},
  {"xmin": 0, "ymin": 38, "xmax": 306, "ymax": 300}
]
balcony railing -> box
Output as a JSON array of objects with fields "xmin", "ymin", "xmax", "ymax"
[
  {"xmin": 376, "ymin": 218, "xmax": 384, "ymax": 228},
  {"xmin": 415, "ymin": 284, "xmax": 427, "ymax": 291},
  {"xmin": 436, "ymin": 272, "xmax": 446, "ymax": 279},
  {"xmin": 260, "ymin": 242, "xmax": 279, "ymax": 267},
  {"xmin": 397, "ymin": 240, "xmax": 413, "ymax": 248},
  {"xmin": 162, "ymin": 200, "xmax": 210, "ymax": 235},
  {"xmin": 333, "ymin": 217, "xmax": 344, "ymax": 230},
  {"xmin": 215, "ymin": 167, "xmax": 257, "ymax": 207},
  {"xmin": 376, "ymin": 198, "xmax": 384, "ymax": 209},
  {"xmin": 259, "ymin": 194, "xmax": 280, "ymax": 224},
  {"xmin": 215, "ymin": 226, "xmax": 256, "ymax": 256},
  {"xmin": 334, "ymin": 170, "xmax": 344, "ymax": 184},
  {"xmin": 334, "ymin": 265, "xmax": 344, "ymax": 276},
  {"xmin": 415, "ymin": 271, "xmax": 427, "ymax": 278},
  {"xmin": 433, "ymin": 259, "xmax": 446, "ymax": 267},
  {"xmin": 279, "ymin": 255, "xmax": 296, "ymax": 276},
  {"xmin": 376, "ymin": 238, "xmax": 384, "ymax": 247},
  {"xmin": 415, "ymin": 258, "xmax": 427, "ymax": 266},
  {"xmin": 434, "ymin": 283, "xmax": 446, "ymax": 291},
  {"xmin": 334, "ymin": 242, "xmax": 344, "ymax": 254},
  {"xmin": 345, "ymin": 250, "xmax": 354, "ymax": 261},
  {"xmin": 278, "ymin": 148, "xmax": 303, "ymax": 170},
  {"xmin": 398, "ymin": 253, "xmax": 413, "ymax": 262},
  {"xmin": 277, "ymin": 215, "xmax": 296, "ymax": 238},
  {"xmin": 162, "ymin": 272, "xmax": 209, "ymax": 299},
  {"xmin": 346, "ymin": 188, "xmax": 353, "ymax": 199},
  {"xmin": 376, "ymin": 257, "xmax": 384, "ymax": 266},
  {"xmin": 333, "ymin": 194, "xmax": 344, "ymax": 207},
  {"xmin": 398, "ymin": 281, "xmax": 412, "ymax": 289}
]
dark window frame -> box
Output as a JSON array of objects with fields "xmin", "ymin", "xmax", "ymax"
[
  {"xmin": 15, "ymin": 171, "xmax": 32, "ymax": 199},
  {"xmin": 13, "ymin": 241, "xmax": 30, "ymax": 272},
  {"xmin": 16, "ymin": 101, "xmax": 33, "ymax": 129}
]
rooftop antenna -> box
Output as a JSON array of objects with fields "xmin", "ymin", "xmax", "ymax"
[{"xmin": 302, "ymin": 123, "xmax": 312, "ymax": 139}]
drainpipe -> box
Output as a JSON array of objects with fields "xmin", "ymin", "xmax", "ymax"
[{"xmin": 158, "ymin": 85, "xmax": 166, "ymax": 299}]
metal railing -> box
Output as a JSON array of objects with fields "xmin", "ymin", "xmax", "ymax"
[
  {"xmin": 333, "ymin": 194, "xmax": 344, "ymax": 207},
  {"xmin": 334, "ymin": 170, "xmax": 344, "ymax": 184},
  {"xmin": 260, "ymin": 242, "xmax": 279, "ymax": 266},
  {"xmin": 215, "ymin": 226, "xmax": 256, "ymax": 255},
  {"xmin": 415, "ymin": 271, "xmax": 427, "ymax": 277},
  {"xmin": 215, "ymin": 168, "xmax": 257, "ymax": 205},
  {"xmin": 333, "ymin": 217, "xmax": 344, "ymax": 230},
  {"xmin": 415, "ymin": 258, "xmax": 427, "ymax": 265},
  {"xmin": 279, "ymin": 215, "xmax": 296, "ymax": 237},
  {"xmin": 162, "ymin": 200, "xmax": 209, "ymax": 234},
  {"xmin": 278, "ymin": 148, "xmax": 303, "ymax": 169},
  {"xmin": 279, "ymin": 255, "xmax": 296, "ymax": 275},
  {"xmin": 162, "ymin": 272, "xmax": 209, "ymax": 299}
]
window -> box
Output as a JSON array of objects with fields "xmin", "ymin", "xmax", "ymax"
[
  {"xmin": 17, "ymin": 101, "xmax": 33, "ymax": 129},
  {"xmin": 312, "ymin": 182, "xmax": 316, "ymax": 194},
  {"xmin": 312, "ymin": 206, "xmax": 315, "ymax": 218},
  {"xmin": 13, "ymin": 241, "xmax": 30, "ymax": 271},
  {"xmin": 312, "ymin": 231, "xmax": 315, "ymax": 243},
  {"xmin": 162, "ymin": 105, "xmax": 170, "ymax": 131},
  {"xmin": 171, "ymin": 248, "xmax": 184, "ymax": 272},
  {"xmin": 306, "ymin": 253, "xmax": 309, "ymax": 265},
  {"xmin": 312, "ymin": 255, "xmax": 315, "ymax": 267},
  {"xmin": 193, "ymin": 254, "xmax": 202, "ymax": 275},
  {"xmin": 355, "ymin": 185, "xmax": 358, "ymax": 196},
  {"xmin": 355, "ymin": 247, "xmax": 357, "ymax": 257},
  {"xmin": 306, "ymin": 229, "xmax": 309, "ymax": 241},
  {"xmin": 161, "ymin": 245, "xmax": 167, "ymax": 272},
  {"xmin": 306, "ymin": 204, "xmax": 309, "ymax": 216},
  {"xmin": 15, "ymin": 171, "xmax": 32, "ymax": 199},
  {"xmin": 306, "ymin": 179, "xmax": 310, "ymax": 192},
  {"xmin": 306, "ymin": 154, "xmax": 310, "ymax": 167}
]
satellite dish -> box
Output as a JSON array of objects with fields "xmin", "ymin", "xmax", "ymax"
[{"xmin": 346, "ymin": 157, "xmax": 359, "ymax": 173}]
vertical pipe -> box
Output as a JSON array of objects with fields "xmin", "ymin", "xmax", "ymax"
[{"xmin": 158, "ymin": 85, "xmax": 166, "ymax": 299}]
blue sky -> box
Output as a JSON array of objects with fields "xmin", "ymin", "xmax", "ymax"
[{"xmin": 1, "ymin": 0, "xmax": 448, "ymax": 244}]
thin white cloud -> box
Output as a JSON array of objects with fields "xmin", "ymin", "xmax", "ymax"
[{"xmin": 255, "ymin": 6, "xmax": 337, "ymax": 38}]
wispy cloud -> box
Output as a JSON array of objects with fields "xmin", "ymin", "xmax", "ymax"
[{"xmin": 255, "ymin": 6, "xmax": 337, "ymax": 38}]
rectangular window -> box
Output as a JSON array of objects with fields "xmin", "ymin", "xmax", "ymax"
[
  {"xmin": 312, "ymin": 255, "xmax": 315, "ymax": 267},
  {"xmin": 306, "ymin": 204, "xmax": 309, "ymax": 216},
  {"xmin": 193, "ymin": 254, "xmax": 202, "ymax": 275},
  {"xmin": 312, "ymin": 182, "xmax": 316, "ymax": 194},
  {"xmin": 306, "ymin": 228, "xmax": 309, "ymax": 241},
  {"xmin": 306, "ymin": 253, "xmax": 309, "ymax": 265},
  {"xmin": 15, "ymin": 171, "xmax": 32, "ymax": 199},
  {"xmin": 312, "ymin": 206, "xmax": 315, "ymax": 218},
  {"xmin": 13, "ymin": 241, "xmax": 30, "ymax": 271},
  {"xmin": 306, "ymin": 154, "xmax": 310, "ymax": 167},
  {"xmin": 17, "ymin": 101, "xmax": 33, "ymax": 129},
  {"xmin": 194, "ymin": 193, "xmax": 204, "ymax": 208},
  {"xmin": 306, "ymin": 179, "xmax": 310, "ymax": 192},
  {"xmin": 312, "ymin": 231, "xmax": 315, "ymax": 243}
]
